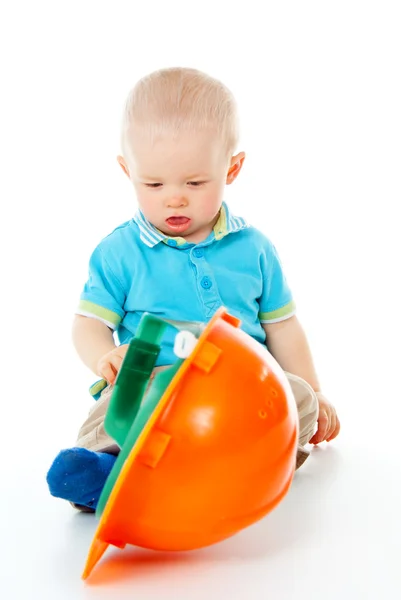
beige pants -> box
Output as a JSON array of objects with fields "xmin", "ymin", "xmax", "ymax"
[{"xmin": 75, "ymin": 371, "xmax": 319, "ymax": 468}]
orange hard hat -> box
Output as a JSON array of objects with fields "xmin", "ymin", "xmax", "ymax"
[{"xmin": 83, "ymin": 308, "xmax": 298, "ymax": 579}]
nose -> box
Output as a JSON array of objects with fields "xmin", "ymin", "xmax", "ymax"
[{"xmin": 167, "ymin": 195, "xmax": 188, "ymax": 208}]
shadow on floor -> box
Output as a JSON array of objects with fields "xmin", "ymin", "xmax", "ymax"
[{"xmin": 70, "ymin": 444, "xmax": 343, "ymax": 586}]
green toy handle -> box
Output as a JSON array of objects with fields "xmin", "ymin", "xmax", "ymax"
[{"xmin": 104, "ymin": 314, "xmax": 167, "ymax": 448}]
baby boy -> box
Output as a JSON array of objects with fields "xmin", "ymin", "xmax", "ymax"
[{"xmin": 47, "ymin": 67, "xmax": 340, "ymax": 511}]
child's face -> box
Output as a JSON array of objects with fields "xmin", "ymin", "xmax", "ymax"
[{"xmin": 118, "ymin": 130, "xmax": 244, "ymax": 244}]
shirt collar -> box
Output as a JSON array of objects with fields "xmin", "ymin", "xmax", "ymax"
[{"xmin": 133, "ymin": 202, "xmax": 249, "ymax": 248}]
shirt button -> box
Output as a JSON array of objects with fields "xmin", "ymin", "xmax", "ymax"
[
  {"xmin": 201, "ymin": 276, "xmax": 212, "ymax": 289},
  {"xmin": 167, "ymin": 239, "xmax": 177, "ymax": 247},
  {"xmin": 193, "ymin": 248, "xmax": 204, "ymax": 258}
]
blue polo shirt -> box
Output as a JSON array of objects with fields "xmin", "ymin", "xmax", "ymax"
[{"xmin": 76, "ymin": 202, "xmax": 295, "ymax": 397}]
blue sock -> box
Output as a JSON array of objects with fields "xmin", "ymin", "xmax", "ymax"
[{"xmin": 46, "ymin": 447, "xmax": 117, "ymax": 510}]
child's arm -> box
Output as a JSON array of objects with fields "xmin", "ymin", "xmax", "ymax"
[
  {"xmin": 263, "ymin": 315, "xmax": 320, "ymax": 392},
  {"xmin": 263, "ymin": 315, "xmax": 340, "ymax": 443},
  {"xmin": 72, "ymin": 315, "xmax": 117, "ymax": 378}
]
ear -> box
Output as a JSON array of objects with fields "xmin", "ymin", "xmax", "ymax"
[
  {"xmin": 117, "ymin": 155, "xmax": 131, "ymax": 178},
  {"xmin": 226, "ymin": 151, "xmax": 245, "ymax": 185}
]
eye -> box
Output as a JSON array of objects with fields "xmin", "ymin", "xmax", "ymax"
[
  {"xmin": 188, "ymin": 181, "xmax": 205, "ymax": 187},
  {"xmin": 145, "ymin": 183, "xmax": 163, "ymax": 188}
]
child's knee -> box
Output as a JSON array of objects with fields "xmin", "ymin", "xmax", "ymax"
[
  {"xmin": 285, "ymin": 372, "xmax": 319, "ymax": 446},
  {"xmin": 76, "ymin": 384, "xmax": 118, "ymax": 453}
]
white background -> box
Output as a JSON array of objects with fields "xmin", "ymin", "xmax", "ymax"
[{"xmin": 1, "ymin": 1, "xmax": 400, "ymax": 598}]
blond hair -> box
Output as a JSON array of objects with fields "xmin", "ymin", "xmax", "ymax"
[{"xmin": 121, "ymin": 67, "xmax": 239, "ymax": 157}]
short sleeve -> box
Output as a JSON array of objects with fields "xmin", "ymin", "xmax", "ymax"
[
  {"xmin": 258, "ymin": 239, "xmax": 296, "ymax": 324},
  {"xmin": 76, "ymin": 245, "xmax": 126, "ymax": 330}
]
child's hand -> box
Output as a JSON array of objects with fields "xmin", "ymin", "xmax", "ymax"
[
  {"xmin": 97, "ymin": 345, "xmax": 129, "ymax": 385},
  {"xmin": 309, "ymin": 393, "xmax": 340, "ymax": 444}
]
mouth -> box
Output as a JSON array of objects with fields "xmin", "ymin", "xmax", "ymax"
[{"xmin": 165, "ymin": 216, "xmax": 191, "ymax": 234}]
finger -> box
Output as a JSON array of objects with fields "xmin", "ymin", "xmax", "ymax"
[
  {"xmin": 309, "ymin": 427, "xmax": 323, "ymax": 444},
  {"xmin": 100, "ymin": 362, "xmax": 117, "ymax": 385},
  {"xmin": 324, "ymin": 412, "xmax": 333, "ymax": 442},
  {"xmin": 310, "ymin": 411, "xmax": 329, "ymax": 444},
  {"xmin": 325, "ymin": 412, "xmax": 337, "ymax": 441},
  {"xmin": 318, "ymin": 411, "xmax": 330, "ymax": 442},
  {"xmin": 110, "ymin": 354, "xmax": 124, "ymax": 374},
  {"xmin": 309, "ymin": 424, "xmax": 322, "ymax": 445},
  {"xmin": 327, "ymin": 417, "xmax": 341, "ymax": 441}
]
